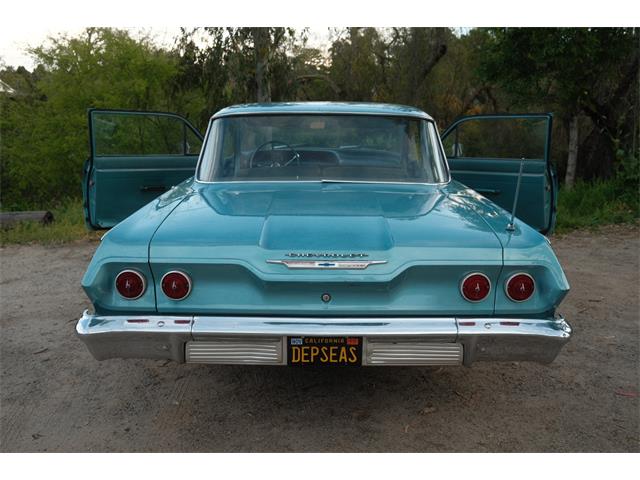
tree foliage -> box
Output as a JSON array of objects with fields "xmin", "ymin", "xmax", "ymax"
[
  {"xmin": 478, "ymin": 28, "xmax": 639, "ymax": 181},
  {"xmin": 172, "ymin": 27, "xmax": 299, "ymax": 126},
  {"xmin": 1, "ymin": 27, "xmax": 637, "ymax": 210},
  {"xmin": 1, "ymin": 28, "xmax": 184, "ymax": 208}
]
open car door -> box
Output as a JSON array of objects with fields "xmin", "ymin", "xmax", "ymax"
[
  {"xmin": 441, "ymin": 114, "xmax": 557, "ymax": 234},
  {"xmin": 83, "ymin": 109, "xmax": 203, "ymax": 229}
]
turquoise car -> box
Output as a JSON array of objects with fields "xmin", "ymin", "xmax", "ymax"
[{"xmin": 76, "ymin": 102, "xmax": 571, "ymax": 367}]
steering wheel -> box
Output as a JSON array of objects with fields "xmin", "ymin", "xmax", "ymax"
[{"xmin": 249, "ymin": 140, "xmax": 301, "ymax": 168}]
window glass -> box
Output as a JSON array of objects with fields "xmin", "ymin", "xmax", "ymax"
[
  {"xmin": 185, "ymin": 127, "xmax": 203, "ymax": 155},
  {"xmin": 198, "ymin": 114, "xmax": 447, "ymax": 183},
  {"xmin": 443, "ymin": 117, "xmax": 547, "ymax": 160},
  {"xmin": 93, "ymin": 112, "xmax": 199, "ymax": 156}
]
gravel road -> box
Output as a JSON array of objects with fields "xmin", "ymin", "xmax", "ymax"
[{"xmin": 1, "ymin": 225, "xmax": 638, "ymax": 452}]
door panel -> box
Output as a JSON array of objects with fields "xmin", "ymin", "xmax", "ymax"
[
  {"xmin": 441, "ymin": 114, "xmax": 555, "ymax": 233},
  {"xmin": 84, "ymin": 109, "xmax": 203, "ymax": 229}
]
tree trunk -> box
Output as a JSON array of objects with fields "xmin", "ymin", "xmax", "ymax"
[
  {"xmin": 565, "ymin": 115, "xmax": 579, "ymax": 188},
  {"xmin": 252, "ymin": 28, "xmax": 271, "ymax": 103},
  {"xmin": 0, "ymin": 211, "xmax": 54, "ymax": 227}
]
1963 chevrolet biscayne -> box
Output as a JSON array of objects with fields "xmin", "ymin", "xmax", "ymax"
[{"xmin": 76, "ymin": 102, "xmax": 571, "ymax": 367}]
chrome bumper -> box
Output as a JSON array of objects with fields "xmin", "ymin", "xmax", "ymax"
[{"xmin": 76, "ymin": 311, "xmax": 571, "ymax": 366}]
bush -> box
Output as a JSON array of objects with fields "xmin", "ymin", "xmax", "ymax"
[{"xmin": 556, "ymin": 175, "xmax": 639, "ymax": 232}]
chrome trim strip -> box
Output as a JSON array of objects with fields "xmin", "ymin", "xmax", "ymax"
[
  {"xmin": 194, "ymin": 178, "xmax": 452, "ymax": 186},
  {"xmin": 266, "ymin": 260, "xmax": 387, "ymax": 270},
  {"xmin": 433, "ymin": 120, "xmax": 453, "ymax": 183},
  {"xmin": 285, "ymin": 252, "xmax": 368, "ymax": 258},
  {"xmin": 191, "ymin": 316, "xmax": 458, "ymax": 339},
  {"xmin": 212, "ymin": 110, "xmax": 434, "ymax": 121}
]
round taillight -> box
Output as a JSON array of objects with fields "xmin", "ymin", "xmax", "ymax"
[
  {"xmin": 115, "ymin": 270, "xmax": 146, "ymax": 299},
  {"xmin": 506, "ymin": 273, "xmax": 535, "ymax": 302},
  {"xmin": 460, "ymin": 273, "xmax": 491, "ymax": 302},
  {"xmin": 161, "ymin": 271, "xmax": 192, "ymax": 300}
]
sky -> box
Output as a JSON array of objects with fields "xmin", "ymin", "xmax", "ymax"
[
  {"xmin": 0, "ymin": 27, "xmax": 333, "ymax": 70},
  {"xmin": 0, "ymin": 0, "xmax": 632, "ymax": 70}
]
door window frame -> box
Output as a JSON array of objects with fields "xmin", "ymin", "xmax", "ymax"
[
  {"xmin": 88, "ymin": 108, "xmax": 204, "ymax": 159},
  {"xmin": 441, "ymin": 113, "xmax": 553, "ymax": 163}
]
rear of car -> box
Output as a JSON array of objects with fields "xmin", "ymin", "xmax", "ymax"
[{"xmin": 77, "ymin": 103, "xmax": 571, "ymax": 367}]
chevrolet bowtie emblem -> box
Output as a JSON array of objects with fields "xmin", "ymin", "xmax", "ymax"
[{"xmin": 266, "ymin": 260, "xmax": 387, "ymax": 270}]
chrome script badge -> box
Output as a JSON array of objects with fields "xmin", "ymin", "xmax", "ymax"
[{"xmin": 285, "ymin": 252, "xmax": 369, "ymax": 258}]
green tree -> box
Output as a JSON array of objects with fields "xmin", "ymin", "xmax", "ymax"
[
  {"xmin": 326, "ymin": 27, "xmax": 451, "ymax": 107},
  {"xmin": 288, "ymin": 42, "xmax": 340, "ymax": 100},
  {"xmin": 174, "ymin": 27, "xmax": 299, "ymax": 118},
  {"xmin": 478, "ymin": 27, "xmax": 638, "ymax": 187},
  {"xmin": 384, "ymin": 27, "xmax": 450, "ymax": 106},
  {"xmin": 328, "ymin": 28, "xmax": 386, "ymax": 101},
  {"xmin": 0, "ymin": 28, "xmax": 183, "ymax": 209}
]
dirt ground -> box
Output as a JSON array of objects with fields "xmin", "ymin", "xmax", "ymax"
[{"xmin": 1, "ymin": 225, "xmax": 638, "ymax": 452}]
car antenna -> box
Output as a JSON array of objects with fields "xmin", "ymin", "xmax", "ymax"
[{"xmin": 506, "ymin": 158, "xmax": 525, "ymax": 232}]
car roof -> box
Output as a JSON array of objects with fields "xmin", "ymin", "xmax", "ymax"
[{"xmin": 212, "ymin": 102, "xmax": 434, "ymax": 121}]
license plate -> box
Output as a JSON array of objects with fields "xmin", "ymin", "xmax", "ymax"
[{"xmin": 287, "ymin": 336, "xmax": 362, "ymax": 366}]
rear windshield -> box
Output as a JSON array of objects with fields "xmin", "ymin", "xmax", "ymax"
[{"xmin": 197, "ymin": 114, "xmax": 449, "ymax": 183}]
